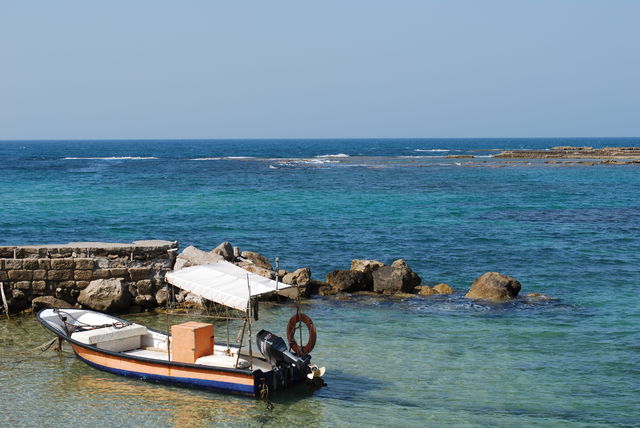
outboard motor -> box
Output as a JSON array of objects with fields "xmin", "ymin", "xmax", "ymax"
[{"xmin": 257, "ymin": 329, "xmax": 310, "ymax": 368}]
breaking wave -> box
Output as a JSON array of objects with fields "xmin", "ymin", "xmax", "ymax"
[{"xmin": 63, "ymin": 156, "xmax": 159, "ymax": 160}]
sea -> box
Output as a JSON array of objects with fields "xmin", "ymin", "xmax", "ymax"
[{"xmin": 0, "ymin": 138, "xmax": 638, "ymax": 427}]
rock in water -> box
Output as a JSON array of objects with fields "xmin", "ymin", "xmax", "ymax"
[
  {"xmin": 372, "ymin": 261, "xmax": 421, "ymax": 294},
  {"xmin": 78, "ymin": 278, "xmax": 131, "ymax": 312},
  {"xmin": 240, "ymin": 251, "xmax": 273, "ymax": 270},
  {"xmin": 32, "ymin": 296, "xmax": 73, "ymax": 311},
  {"xmin": 418, "ymin": 286, "xmax": 438, "ymax": 296},
  {"xmin": 212, "ymin": 242, "xmax": 235, "ymax": 261},
  {"xmin": 282, "ymin": 267, "xmax": 311, "ymax": 287},
  {"xmin": 155, "ymin": 287, "xmax": 169, "ymax": 306},
  {"xmin": 326, "ymin": 270, "xmax": 370, "ymax": 292},
  {"xmin": 433, "ymin": 283, "xmax": 455, "ymax": 295},
  {"xmin": 465, "ymin": 272, "xmax": 521, "ymax": 301},
  {"xmin": 236, "ymin": 262, "xmax": 275, "ymax": 279},
  {"xmin": 350, "ymin": 259, "xmax": 385, "ymax": 273},
  {"xmin": 174, "ymin": 245, "xmax": 223, "ymax": 270}
]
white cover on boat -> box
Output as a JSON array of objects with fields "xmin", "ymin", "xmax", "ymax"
[
  {"xmin": 165, "ymin": 261, "xmax": 294, "ymax": 311},
  {"xmin": 71, "ymin": 324, "xmax": 148, "ymax": 344}
]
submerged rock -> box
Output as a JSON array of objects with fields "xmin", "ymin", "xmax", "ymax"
[
  {"xmin": 465, "ymin": 272, "xmax": 521, "ymax": 302},
  {"xmin": 524, "ymin": 292, "xmax": 552, "ymax": 300},
  {"xmin": 78, "ymin": 278, "xmax": 131, "ymax": 312}
]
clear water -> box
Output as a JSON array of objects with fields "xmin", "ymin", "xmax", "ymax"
[{"xmin": 0, "ymin": 139, "xmax": 638, "ymax": 427}]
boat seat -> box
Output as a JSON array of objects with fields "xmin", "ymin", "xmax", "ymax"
[
  {"xmin": 195, "ymin": 354, "xmax": 251, "ymax": 369},
  {"xmin": 71, "ymin": 324, "xmax": 148, "ymax": 352}
]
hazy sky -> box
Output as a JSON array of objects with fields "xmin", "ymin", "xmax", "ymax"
[{"xmin": 1, "ymin": 1, "xmax": 639, "ymax": 139}]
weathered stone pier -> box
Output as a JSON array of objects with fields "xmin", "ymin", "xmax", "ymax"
[{"xmin": 0, "ymin": 240, "xmax": 178, "ymax": 313}]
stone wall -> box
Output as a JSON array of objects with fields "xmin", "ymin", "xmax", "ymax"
[{"xmin": 0, "ymin": 240, "xmax": 178, "ymax": 312}]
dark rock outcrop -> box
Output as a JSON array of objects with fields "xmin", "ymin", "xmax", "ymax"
[
  {"xmin": 326, "ymin": 270, "xmax": 370, "ymax": 292},
  {"xmin": 78, "ymin": 278, "xmax": 131, "ymax": 312},
  {"xmin": 373, "ymin": 260, "xmax": 421, "ymax": 294},
  {"xmin": 465, "ymin": 272, "xmax": 521, "ymax": 301}
]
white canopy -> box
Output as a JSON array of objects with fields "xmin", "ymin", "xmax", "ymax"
[{"xmin": 165, "ymin": 261, "xmax": 295, "ymax": 312}]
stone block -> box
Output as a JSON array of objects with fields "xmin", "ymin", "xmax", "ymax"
[
  {"xmin": 0, "ymin": 260, "xmax": 4, "ymax": 270},
  {"xmin": 110, "ymin": 268, "xmax": 128, "ymax": 278},
  {"xmin": 76, "ymin": 281, "xmax": 90, "ymax": 289},
  {"xmin": 5, "ymin": 259, "xmax": 23, "ymax": 269},
  {"xmin": 74, "ymin": 270, "xmax": 93, "ymax": 281},
  {"xmin": 75, "ymin": 258, "xmax": 95, "ymax": 270},
  {"xmin": 92, "ymin": 269, "xmax": 111, "ymax": 279},
  {"xmin": 51, "ymin": 259, "xmax": 75, "ymax": 270},
  {"xmin": 128, "ymin": 268, "xmax": 150, "ymax": 281},
  {"xmin": 12, "ymin": 289, "xmax": 25, "ymax": 299},
  {"xmin": 15, "ymin": 281, "xmax": 32, "ymax": 290},
  {"xmin": 108, "ymin": 260, "xmax": 127, "ymax": 268},
  {"xmin": 0, "ymin": 271, "xmax": 8, "ymax": 281},
  {"xmin": 58, "ymin": 281, "xmax": 76, "ymax": 288},
  {"xmin": 38, "ymin": 259, "xmax": 51, "ymax": 269},
  {"xmin": 96, "ymin": 258, "xmax": 109, "ymax": 269},
  {"xmin": 136, "ymin": 279, "xmax": 153, "ymax": 294},
  {"xmin": 48, "ymin": 270, "xmax": 73, "ymax": 281},
  {"xmin": 8, "ymin": 270, "xmax": 33, "ymax": 281},
  {"xmin": 33, "ymin": 270, "xmax": 47, "ymax": 280},
  {"xmin": 32, "ymin": 281, "xmax": 47, "ymax": 291},
  {"xmin": 22, "ymin": 259, "xmax": 39, "ymax": 269}
]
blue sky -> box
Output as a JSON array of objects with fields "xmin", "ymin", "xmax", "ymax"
[{"xmin": 1, "ymin": 1, "xmax": 639, "ymax": 139}]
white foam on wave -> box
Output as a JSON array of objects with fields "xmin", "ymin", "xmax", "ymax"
[
  {"xmin": 64, "ymin": 156, "xmax": 159, "ymax": 160},
  {"xmin": 414, "ymin": 149, "xmax": 451, "ymax": 152},
  {"xmin": 274, "ymin": 158, "xmax": 340, "ymax": 167},
  {"xmin": 190, "ymin": 156, "xmax": 256, "ymax": 161},
  {"xmin": 314, "ymin": 153, "xmax": 350, "ymax": 158}
]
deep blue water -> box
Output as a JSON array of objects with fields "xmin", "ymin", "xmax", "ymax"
[{"xmin": 1, "ymin": 138, "xmax": 639, "ymax": 427}]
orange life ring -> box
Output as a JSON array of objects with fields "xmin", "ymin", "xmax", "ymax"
[{"xmin": 286, "ymin": 313, "xmax": 316, "ymax": 356}]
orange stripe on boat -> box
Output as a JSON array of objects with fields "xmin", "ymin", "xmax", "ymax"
[{"xmin": 72, "ymin": 345, "xmax": 254, "ymax": 386}]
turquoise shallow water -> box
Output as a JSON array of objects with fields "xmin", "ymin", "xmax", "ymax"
[{"xmin": 0, "ymin": 139, "xmax": 639, "ymax": 427}]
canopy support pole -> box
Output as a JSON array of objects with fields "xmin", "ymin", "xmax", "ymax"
[
  {"xmin": 246, "ymin": 274, "xmax": 254, "ymax": 371},
  {"xmin": 235, "ymin": 319, "xmax": 247, "ymax": 369}
]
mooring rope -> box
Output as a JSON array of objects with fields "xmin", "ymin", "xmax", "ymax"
[{"xmin": 54, "ymin": 309, "xmax": 130, "ymax": 336}]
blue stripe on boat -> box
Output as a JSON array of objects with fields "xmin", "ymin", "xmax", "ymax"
[{"xmin": 77, "ymin": 354, "xmax": 256, "ymax": 396}]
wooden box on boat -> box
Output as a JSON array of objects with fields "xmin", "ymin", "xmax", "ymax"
[{"xmin": 170, "ymin": 321, "xmax": 214, "ymax": 364}]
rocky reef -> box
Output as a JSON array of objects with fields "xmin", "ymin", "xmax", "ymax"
[{"xmin": 495, "ymin": 146, "xmax": 640, "ymax": 162}]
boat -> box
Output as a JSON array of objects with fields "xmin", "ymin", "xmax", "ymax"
[{"xmin": 37, "ymin": 260, "xmax": 325, "ymax": 397}]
